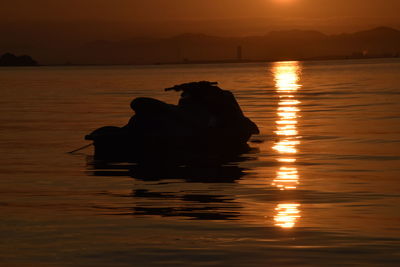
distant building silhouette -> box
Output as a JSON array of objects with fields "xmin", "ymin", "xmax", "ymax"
[{"xmin": 237, "ymin": 46, "xmax": 242, "ymax": 61}]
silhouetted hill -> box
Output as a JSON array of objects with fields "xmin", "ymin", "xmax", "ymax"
[
  {"xmin": 0, "ymin": 53, "xmax": 38, "ymax": 66},
  {"xmin": 353, "ymin": 26, "xmax": 400, "ymax": 39},
  {"xmin": 74, "ymin": 26, "xmax": 400, "ymax": 65},
  {"xmin": 6, "ymin": 26, "xmax": 395, "ymax": 65},
  {"xmin": 267, "ymin": 30, "xmax": 327, "ymax": 40}
]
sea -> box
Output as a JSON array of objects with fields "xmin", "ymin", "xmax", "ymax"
[{"xmin": 0, "ymin": 58, "xmax": 399, "ymax": 266}]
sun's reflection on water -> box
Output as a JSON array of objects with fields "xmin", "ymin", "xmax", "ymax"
[
  {"xmin": 272, "ymin": 61, "xmax": 302, "ymax": 228},
  {"xmin": 273, "ymin": 167, "xmax": 299, "ymax": 190},
  {"xmin": 274, "ymin": 204, "xmax": 302, "ymax": 228}
]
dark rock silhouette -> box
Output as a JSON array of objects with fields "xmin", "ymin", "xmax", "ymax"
[
  {"xmin": 86, "ymin": 81, "xmax": 259, "ymax": 162},
  {"xmin": 0, "ymin": 53, "xmax": 38, "ymax": 66}
]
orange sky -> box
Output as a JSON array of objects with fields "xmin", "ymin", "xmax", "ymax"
[
  {"xmin": 2, "ymin": 0, "xmax": 399, "ymax": 28},
  {"xmin": 1, "ymin": 0, "xmax": 399, "ymax": 50}
]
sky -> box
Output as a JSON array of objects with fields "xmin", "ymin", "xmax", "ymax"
[
  {"xmin": 1, "ymin": 0, "xmax": 400, "ymax": 53},
  {"xmin": 1, "ymin": 0, "xmax": 400, "ymax": 22}
]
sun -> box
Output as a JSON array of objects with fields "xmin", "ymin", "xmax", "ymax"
[{"xmin": 273, "ymin": 0, "xmax": 296, "ymax": 4}]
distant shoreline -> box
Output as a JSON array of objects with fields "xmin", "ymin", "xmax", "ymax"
[
  {"xmin": 31, "ymin": 54, "xmax": 400, "ymax": 67},
  {"xmin": 154, "ymin": 54, "xmax": 400, "ymax": 66}
]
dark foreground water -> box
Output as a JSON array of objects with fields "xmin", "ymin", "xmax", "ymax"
[{"xmin": 0, "ymin": 59, "xmax": 400, "ymax": 266}]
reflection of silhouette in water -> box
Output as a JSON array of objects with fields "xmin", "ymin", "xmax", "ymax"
[
  {"xmin": 85, "ymin": 81, "xmax": 259, "ymax": 162},
  {"xmin": 88, "ymin": 155, "xmax": 251, "ymax": 183},
  {"xmin": 93, "ymin": 187, "xmax": 241, "ymax": 220},
  {"xmin": 133, "ymin": 189, "xmax": 239, "ymax": 220},
  {"xmin": 87, "ymin": 155, "xmax": 254, "ymax": 220},
  {"xmin": 86, "ymin": 141, "xmax": 260, "ymax": 220}
]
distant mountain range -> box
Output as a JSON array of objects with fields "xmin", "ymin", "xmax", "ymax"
[
  {"xmin": 74, "ymin": 26, "xmax": 400, "ymax": 65},
  {"xmin": 3, "ymin": 26, "xmax": 400, "ymax": 65}
]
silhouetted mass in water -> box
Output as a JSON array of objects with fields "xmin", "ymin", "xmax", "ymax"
[
  {"xmin": 0, "ymin": 53, "xmax": 38, "ymax": 66},
  {"xmin": 86, "ymin": 81, "xmax": 259, "ymax": 162}
]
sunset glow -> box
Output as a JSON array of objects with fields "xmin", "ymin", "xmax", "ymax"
[{"xmin": 1, "ymin": 0, "xmax": 400, "ymax": 264}]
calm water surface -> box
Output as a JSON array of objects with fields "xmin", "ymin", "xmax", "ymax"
[{"xmin": 0, "ymin": 59, "xmax": 400, "ymax": 266}]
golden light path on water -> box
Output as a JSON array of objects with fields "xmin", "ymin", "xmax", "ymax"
[{"xmin": 271, "ymin": 61, "xmax": 302, "ymax": 228}]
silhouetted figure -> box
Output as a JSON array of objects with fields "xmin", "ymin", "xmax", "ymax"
[
  {"xmin": 86, "ymin": 81, "xmax": 259, "ymax": 162},
  {"xmin": 0, "ymin": 53, "xmax": 38, "ymax": 66}
]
